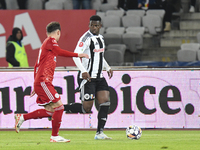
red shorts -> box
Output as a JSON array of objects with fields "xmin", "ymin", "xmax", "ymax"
[{"xmin": 34, "ymin": 82, "xmax": 60, "ymax": 106}]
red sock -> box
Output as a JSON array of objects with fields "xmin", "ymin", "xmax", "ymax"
[
  {"xmin": 23, "ymin": 109, "xmax": 53, "ymax": 121},
  {"xmin": 51, "ymin": 105, "xmax": 64, "ymax": 136}
]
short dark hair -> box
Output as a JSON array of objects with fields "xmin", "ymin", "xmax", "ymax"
[
  {"xmin": 46, "ymin": 22, "xmax": 61, "ymax": 33},
  {"xmin": 90, "ymin": 15, "xmax": 101, "ymax": 22}
]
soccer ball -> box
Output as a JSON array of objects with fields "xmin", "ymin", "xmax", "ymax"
[{"xmin": 126, "ymin": 125, "xmax": 142, "ymax": 140}]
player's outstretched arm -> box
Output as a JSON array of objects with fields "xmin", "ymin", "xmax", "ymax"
[{"xmin": 78, "ymin": 53, "xmax": 89, "ymax": 59}]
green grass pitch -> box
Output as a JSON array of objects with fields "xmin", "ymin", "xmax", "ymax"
[{"xmin": 0, "ymin": 129, "xmax": 199, "ymax": 150}]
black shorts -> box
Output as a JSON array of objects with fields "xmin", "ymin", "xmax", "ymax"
[{"xmin": 78, "ymin": 77, "xmax": 109, "ymax": 101}]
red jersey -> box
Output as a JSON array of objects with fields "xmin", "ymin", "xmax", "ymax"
[{"xmin": 34, "ymin": 37, "xmax": 78, "ymax": 83}]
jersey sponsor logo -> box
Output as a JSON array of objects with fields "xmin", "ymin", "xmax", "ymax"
[
  {"xmin": 53, "ymin": 44, "xmax": 59, "ymax": 46},
  {"xmin": 79, "ymin": 42, "xmax": 84, "ymax": 47},
  {"xmin": 93, "ymin": 48, "xmax": 104, "ymax": 53},
  {"xmin": 90, "ymin": 94, "xmax": 95, "ymax": 99},
  {"xmin": 55, "ymin": 93, "xmax": 59, "ymax": 98},
  {"xmin": 52, "ymin": 39, "xmax": 57, "ymax": 43},
  {"xmin": 84, "ymin": 93, "xmax": 90, "ymax": 100},
  {"xmin": 84, "ymin": 93, "xmax": 95, "ymax": 100}
]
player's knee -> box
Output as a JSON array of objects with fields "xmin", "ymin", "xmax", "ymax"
[
  {"xmin": 84, "ymin": 107, "xmax": 92, "ymax": 113},
  {"xmin": 82, "ymin": 105, "xmax": 93, "ymax": 113},
  {"xmin": 82, "ymin": 101, "xmax": 93, "ymax": 113}
]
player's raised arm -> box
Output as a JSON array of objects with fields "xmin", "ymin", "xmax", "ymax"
[
  {"xmin": 45, "ymin": 23, "xmax": 89, "ymax": 59},
  {"xmin": 52, "ymin": 45, "xmax": 89, "ymax": 58}
]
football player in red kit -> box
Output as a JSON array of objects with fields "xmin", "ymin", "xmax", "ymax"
[{"xmin": 14, "ymin": 22, "xmax": 89, "ymax": 143}]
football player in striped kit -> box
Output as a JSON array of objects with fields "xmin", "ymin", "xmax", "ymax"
[{"xmin": 64, "ymin": 15, "xmax": 113, "ymax": 140}]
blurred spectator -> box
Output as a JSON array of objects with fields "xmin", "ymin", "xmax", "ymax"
[
  {"xmin": 0, "ymin": 0, "xmax": 27, "ymax": 9},
  {"xmin": 17, "ymin": 0, "xmax": 27, "ymax": 9},
  {"xmin": 6, "ymin": 27, "xmax": 29, "ymax": 67},
  {"xmin": 72, "ymin": 0, "xmax": 91, "ymax": 9},
  {"xmin": 118, "ymin": 0, "xmax": 138, "ymax": 10},
  {"xmin": 138, "ymin": 0, "xmax": 162, "ymax": 9},
  {"xmin": 0, "ymin": 0, "xmax": 6, "ymax": 9},
  {"xmin": 162, "ymin": 0, "xmax": 181, "ymax": 31},
  {"xmin": 189, "ymin": 0, "xmax": 196, "ymax": 12}
]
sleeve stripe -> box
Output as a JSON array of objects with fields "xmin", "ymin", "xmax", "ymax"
[{"xmin": 81, "ymin": 32, "xmax": 92, "ymax": 42}]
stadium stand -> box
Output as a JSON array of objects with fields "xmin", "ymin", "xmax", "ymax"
[
  {"xmin": 96, "ymin": 12, "xmax": 106, "ymax": 25},
  {"xmin": 125, "ymin": 27, "xmax": 145, "ymax": 35},
  {"xmin": 105, "ymin": 9, "xmax": 125, "ymax": 17},
  {"xmin": 107, "ymin": 0, "xmax": 118, "ymax": 6},
  {"xmin": 92, "ymin": 0, "xmax": 101, "ymax": 11},
  {"xmin": 104, "ymin": 27, "xmax": 123, "ymax": 46},
  {"xmin": 96, "ymin": 11, "xmax": 106, "ymax": 18},
  {"xmin": 197, "ymin": 51, "xmax": 200, "ymax": 61},
  {"xmin": 197, "ymin": 32, "xmax": 200, "ymax": 43},
  {"xmin": 99, "ymin": 4, "xmax": 115, "ymax": 12},
  {"xmin": 181, "ymin": 43, "xmax": 200, "ymax": 51},
  {"xmin": 45, "ymin": 1, "xmax": 63, "ymax": 10},
  {"xmin": 177, "ymin": 43, "xmax": 199, "ymax": 62},
  {"xmin": 142, "ymin": 10, "xmax": 165, "ymax": 35},
  {"xmin": 99, "ymin": 0, "xmax": 118, "ymax": 12},
  {"xmin": 178, "ymin": 43, "xmax": 200, "ymax": 62},
  {"xmin": 106, "ymin": 27, "xmax": 125, "ymax": 34},
  {"xmin": 104, "ymin": 49, "xmax": 124, "ymax": 66},
  {"xmin": 122, "ymin": 33, "xmax": 143, "ymax": 53},
  {"xmin": 122, "ymin": 15, "xmax": 142, "ymax": 27},
  {"xmin": 104, "ymin": 27, "xmax": 125, "ymax": 46},
  {"xmin": 5, "ymin": 0, "xmax": 18, "ymax": 9},
  {"xmin": 102, "ymin": 15, "xmax": 121, "ymax": 28},
  {"xmin": 126, "ymin": 9, "xmax": 146, "ymax": 17},
  {"xmin": 3, "ymin": 0, "xmax": 200, "ymax": 66},
  {"xmin": 104, "ymin": 33, "xmax": 123, "ymax": 45},
  {"xmin": 63, "ymin": 0, "xmax": 73, "ymax": 10},
  {"xmin": 99, "ymin": 27, "xmax": 105, "ymax": 35},
  {"xmin": 146, "ymin": 9, "xmax": 165, "ymax": 20},
  {"xmin": 27, "ymin": 0, "xmax": 43, "ymax": 10},
  {"xmin": 106, "ymin": 44, "xmax": 126, "ymax": 56}
]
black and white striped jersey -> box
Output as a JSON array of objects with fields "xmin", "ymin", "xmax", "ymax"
[{"xmin": 73, "ymin": 30, "xmax": 110, "ymax": 79}]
